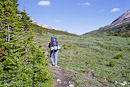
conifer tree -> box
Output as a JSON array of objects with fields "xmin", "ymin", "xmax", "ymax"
[
  {"xmin": 0, "ymin": 0, "xmax": 26, "ymax": 86},
  {"xmin": 0, "ymin": 0, "xmax": 52, "ymax": 86}
]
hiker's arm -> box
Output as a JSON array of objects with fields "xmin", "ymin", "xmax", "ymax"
[
  {"xmin": 48, "ymin": 42, "xmax": 50, "ymax": 48},
  {"xmin": 57, "ymin": 41, "xmax": 58, "ymax": 46}
]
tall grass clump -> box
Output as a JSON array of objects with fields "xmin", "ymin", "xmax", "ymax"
[
  {"xmin": 108, "ymin": 60, "xmax": 115, "ymax": 67},
  {"xmin": 114, "ymin": 54, "xmax": 123, "ymax": 59}
]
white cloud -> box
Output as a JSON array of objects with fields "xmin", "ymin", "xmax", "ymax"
[
  {"xmin": 111, "ymin": 8, "xmax": 120, "ymax": 12},
  {"xmin": 82, "ymin": 2, "xmax": 91, "ymax": 6},
  {"xmin": 38, "ymin": 1, "xmax": 51, "ymax": 6}
]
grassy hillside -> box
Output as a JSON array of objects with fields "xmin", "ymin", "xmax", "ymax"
[
  {"xmin": 83, "ymin": 22, "xmax": 130, "ymax": 37},
  {"xmin": 30, "ymin": 23, "xmax": 78, "ymax": 37},
  {"xmin": 31, "ymin": 23, "xmax": 130, "ymax": 87}
]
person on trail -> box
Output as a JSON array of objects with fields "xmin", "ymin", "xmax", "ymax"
[{"xmin": 48, "ymin": 37, "xmax": 60, "ymax": 67}]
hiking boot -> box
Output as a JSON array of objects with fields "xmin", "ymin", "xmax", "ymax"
[
  {"xmin": 55, "ymin": 65, "xmax": 60, "ymax": 68},
  {"xmin": 52, "ymin": 64, "xmax": 55, "ymax": 66}
]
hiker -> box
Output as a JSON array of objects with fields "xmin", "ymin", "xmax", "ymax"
[{"xmin": 49, "ymin": 37, "xmax": 60, "ymax": 66}]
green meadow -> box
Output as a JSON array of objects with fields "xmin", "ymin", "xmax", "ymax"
[{"xmin": 32, "ymin": 24, "xmax": 130, "ymax": 87}]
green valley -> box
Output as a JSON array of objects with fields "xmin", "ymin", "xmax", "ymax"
[
  {"xmin": 0, "ymin": 0, "xmax": 130, "ymax": 87},
  {"xmin": 32, "ymin": 23, "xmax": 130, "ymax": 87}
]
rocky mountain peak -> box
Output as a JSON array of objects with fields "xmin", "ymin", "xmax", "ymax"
[{"xmin": 111, "ymin": 9, "xmax": 130, "ymax": 26}]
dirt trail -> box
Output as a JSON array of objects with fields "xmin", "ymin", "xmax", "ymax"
[
  {"xmin": 45, "ymin": 50, "xmax": 73, "ymax": 87},
  {"xmin": 50, "ymin": 65, "xmax": 73, "ymax": 87}
]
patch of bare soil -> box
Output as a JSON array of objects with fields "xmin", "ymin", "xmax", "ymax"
[{"xmin": 50, "ymin": 66, "xmax": 73, "ymax": 87}]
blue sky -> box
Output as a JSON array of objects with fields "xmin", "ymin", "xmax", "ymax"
[{"xmin": 18, "ymin": 0, "xmax": 130, "ymax": 35}]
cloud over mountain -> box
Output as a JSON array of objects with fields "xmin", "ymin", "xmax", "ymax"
[{"xmin": 111, "ymin": 8, "xmax": 120, "ymax": 12}]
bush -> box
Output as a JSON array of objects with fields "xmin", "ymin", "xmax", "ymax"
[
  {"xmin": 128, "ymin": 42, "xmax": 130, "ymax": 45},
  {"xmin": 114, "ymin": 54, "xmax": 122, "ymax": 59},
  {"xmin": 85, "ymin": 61, "xmax": 90, "ymax": 65},
  {"xmin": 108, "ymin": 60, "xmax": 115, "ymax": 67},
  {"xmin": 109, "ymin": 38, "xmax": 112, "ymax": 41},
  {"xmin": 114, "ymin": 32, "xmax": 122, "ymax": 36},
  {"xmin": 63, "ymin": 44, "xmax": 67, "ymax": 50}
]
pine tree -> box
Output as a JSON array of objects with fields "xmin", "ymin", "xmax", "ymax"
[
  {"xmin": 0, "ymin": 0, "xmax": 26, "ymax": 86},
  {"xmin": 0, "ymin": 0, "xmax": 53, "ymax": 86}
]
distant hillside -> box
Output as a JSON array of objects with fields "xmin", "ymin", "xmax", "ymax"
[
  {"xmin": 83, "ymin": 9, "xmax": 130, "ymax": 37},
  {"xmin": 30, "ymin": 23, "xmax": 78, "ymax": 37}
]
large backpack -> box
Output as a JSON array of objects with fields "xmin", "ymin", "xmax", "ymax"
[
  {"xmin": 51, "ymin": 37, "xmax": 58, "ymax": 46},
  {"xmin": 50, "ymin": 37, "xmax": 60, "ymax": 50}
]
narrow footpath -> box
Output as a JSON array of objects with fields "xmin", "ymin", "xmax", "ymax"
[
  {"xmin": 50, "ymin": 65, "xmax": 73, "ymax": 87},
  {"xmin": 45, "ymin": 50, "xmax": 74, "ymax": 87}
]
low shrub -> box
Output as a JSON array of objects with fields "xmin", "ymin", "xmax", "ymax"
[
  {"xmin": 63, "ymin": 44, "xmax": 67, "ymax": 50},
  {"xmin": 109, "ymin": 38, "xmax": 112, "ymax": 41},
  {"xmin": 85, "ymin": 61, "xmax": 90, "ymax": 65},
  {"xmin": 108, "ymin": 60, "xmax": 115, "ymax": 67},
  {"xmin": 128, "ymin": 42, "xmax": 130, "ymax": 45},
  {"xmin": 114, "ymin": 54, "xmax": 122, "ymax": 59}
]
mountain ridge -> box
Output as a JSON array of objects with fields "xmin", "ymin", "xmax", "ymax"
[
  {"xmin": 83, "ymin": 9, "xmax": 130, "ymax": 36},
  {"xmin": 111, "ymin": 9, "xmax": 130, "ymax": 26}
]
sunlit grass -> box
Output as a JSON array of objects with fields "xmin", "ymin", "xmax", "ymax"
[{"xmin": 33, "ymin": 31, "xmax": 130, "ymax": 87}]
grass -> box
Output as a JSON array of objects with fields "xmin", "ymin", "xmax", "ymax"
[{"xmin": 32, "ymin": 28, "xmax": 130, "ymax": 87}]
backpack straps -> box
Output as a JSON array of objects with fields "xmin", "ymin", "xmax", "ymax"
[{"xmin": 56, "ymin": 41, "xmax": 58, "ymax": 46}]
